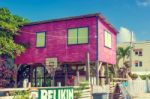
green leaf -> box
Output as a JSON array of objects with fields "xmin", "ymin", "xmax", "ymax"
[{"xmin": 0, "ymin": 7, "xmax": 28, "ymax": 58}]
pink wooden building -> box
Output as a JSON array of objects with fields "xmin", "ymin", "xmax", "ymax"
[{"xmin": 15, "ymin": 13, "xmax": 117, "ymax": 87}]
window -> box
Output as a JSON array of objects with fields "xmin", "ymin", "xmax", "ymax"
[
  {"xmin": 36, "ymin": 32, "xmax": 46, "ymax": 47},
  {"xmin": 135, "ymin": 62, "xmax": 138, "ymax": 67},
  {"xmin": 139, "ymin": 51, "xmax": 143, "ymax": 56},
  {"xmin": 68, "ymin": 27, "xmax": 88, "ymax": 45},
  {"xmin": 104, "ymin": 30, "xmax": 112, "ymax": 48},
  {"xmin": 139, "ymin": 61, "xmax": 142, "ymax": 66},
  {"xmin": 68, "ymin": 29, "xmax": 77, "ymax": 44},
  {"xmin": 135, "ymin": 51, "xmax": 138, "ymax": 55},
  {"xmin": 134, "ymin": 61, "xmax": 143, "ymax": 67},
  {"xmin": 134, "ymin": 49, "xmax": 143, "ymax": 56},
  {"xmin": 134, "ymin": 60, "xmax": 138, "ymax": 67}
]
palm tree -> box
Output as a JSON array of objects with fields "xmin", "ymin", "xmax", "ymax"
[
  {"xmin": 116, "ymin": 46, "xmax": 131, "ymax": 78},
  {"xmin": 117, "ymin": 46, "xmax": 131, "ymax": 67}
]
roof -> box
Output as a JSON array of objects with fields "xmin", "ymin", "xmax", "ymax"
[{"xmin": 24, "ymin": 13, "xmax": 118, "ymax": 33}]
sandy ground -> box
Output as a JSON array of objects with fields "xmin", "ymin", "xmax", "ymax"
[{"xmin": 132, "ymin": 93, "xmax": 150, "ymax": 99}]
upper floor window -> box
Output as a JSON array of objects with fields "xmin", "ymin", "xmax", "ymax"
[
  {"xmin": 134, "ymin": 49, "xmax": 143, "ymax": 56},
  {"xmin": 135, "ymin": 51, "xmax": 138, "ymax": 55},
  {"xmin": 104, "ymin": 30, "xmax": 112, "ymax": 48},
  {"xmin": 68, "ymin": 27, "xmax": 88, "ymax": 45},
  {"xmin": 139, "ymin": 51, "xmax": 143, "ymax": 56},
  {"xmin": 36, "ymin": 32, "xmax": 46, "ymax": 47}
]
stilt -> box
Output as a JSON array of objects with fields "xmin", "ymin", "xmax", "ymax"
[
  {"xmin": 96, "ymin": 61, "xmax": 99, "ymax": 85},
  {"xmin": 76, "ymin": 66, "xmax": 80, "ymax": 85},
  {"xmin": 65, "ymin": 69, "xmax": 68, "ymax": 86},
  {"xmin": 96, "ymin": 61, "xmax": 102, "ymax": 85},
  {"xmin": 86, "ymin": 52, "xmax": 90, "ymax": 83},
  {"xmin": 105, "ymin": 63, "xmax": 109, "ymax": 84},
  {"xmin": 15, "ymin": 64, "xmax": 21, "ymax": 88}
]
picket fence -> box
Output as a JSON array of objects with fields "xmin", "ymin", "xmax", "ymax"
[{"xmin": 127, "ymin": 78, "xmax": 150, "ymax": 94}]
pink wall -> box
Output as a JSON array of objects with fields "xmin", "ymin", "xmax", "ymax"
[
  {"xmin": 98, "ymin": 18, "xmax": 116, "ymax": 64},
  {"xmin": 15, "ymin": 17, "xmax": 97, "ymax": 64},
  {"xmin": 15, "ymin": 15, "xmax": 117, "ymax": 65}
]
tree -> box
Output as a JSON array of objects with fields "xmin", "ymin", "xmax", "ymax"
[
  {"xmin": 117, "ymin": 46, "xmax": 131, "ymax": 67},
  {"xmin": 116, "ymin": 46, "xmax": 131, "ymax": 78},
  {"xmin": 0, "ymin": 8, "xmax": 28, "ymax": 87}
]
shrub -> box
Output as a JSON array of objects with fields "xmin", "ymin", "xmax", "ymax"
[
  {"xmin": 147, "ymin": 74, "xmax": 150, "ymax": 80},
  {"xmin": 13, "ymin": 90, "xmax": 30, "ymax": 99},
  {"xmin": 140, "ymin": 75, "xmax": 147, "ymax": 80},
  {"xmin": 129, "ymin": 73, "xmax": 138, "ymax": 80}
]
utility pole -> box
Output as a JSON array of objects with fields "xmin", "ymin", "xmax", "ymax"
[{"xmin": 129, "ymin": 32, "xmax": 133, "ymax": 72}]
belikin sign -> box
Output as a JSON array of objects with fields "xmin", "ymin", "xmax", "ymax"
[{"xmin": 38, "ymin": 87, "xmax": 74, "ymax": 99}]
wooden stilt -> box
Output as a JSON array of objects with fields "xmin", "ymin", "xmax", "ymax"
[
  {"xmin": 106, "ymin": 63, "xmax": 109, "ymax": 84},
  {"xmin": 76, "ymin": 66, "xmax": 80, "ymax": 85},
  {"xmin": 15, "ymin": 64, "xmax": 21, "ymax": 88},
  {"xmin": 96, "ymin": 62, "xmax": 102, "ymax": 85},
  {"xmin": 96, "ymin": 61, "xmax": 99, "ymax": 85},
  {"xmin": 101, "ymin": 65, "xmax": 105, "ymax": 86},
  {"xmin": 86, "ymin": 52, "xmax": 90, "ymax": 83}
]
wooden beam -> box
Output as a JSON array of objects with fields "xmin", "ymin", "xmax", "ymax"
[
  {"xmin": 96, "ymin": 61, "xmax": 102, "ymax": 85},
  {"xmin": 105, "ymin": 63, "xmax": 109, "ymax": 84},
  {"xmin": 98, "ymin": 62, "xmax": 102, "ymax": 71},
  {"xmin": 86, "ymin": 52, "xmax": 90, "ymax": 82}
]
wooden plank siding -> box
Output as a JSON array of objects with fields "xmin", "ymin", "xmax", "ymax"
[{"xmin": 15, "ymin": 13, "xmax": 117, "ymax": 66}]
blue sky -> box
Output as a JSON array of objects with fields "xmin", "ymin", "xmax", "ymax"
[{"xmin": 0, "ymin": 0, "xmax": 150, "ymax": 41}]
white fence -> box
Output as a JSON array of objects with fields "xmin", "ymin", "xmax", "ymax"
[
  {"xmin": 127, "ymin": 78, "xmax": 150, "ymax": 94},
  {"xmin": 92, "ymin": 85, "xmax": 109, "ymax": 93}
]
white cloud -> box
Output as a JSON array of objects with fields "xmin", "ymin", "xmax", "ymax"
[
  {"xmin": 136, "ymin": 0, "xmax": 150, "ymax": 7},
  {"xmin": 117, "ymin": 27, "xmax": 136, "ymax": 43}
]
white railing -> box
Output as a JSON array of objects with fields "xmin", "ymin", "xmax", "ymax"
[{"xmin": 92, "ymin": 85, "xmax": 109, "ymax": 93}]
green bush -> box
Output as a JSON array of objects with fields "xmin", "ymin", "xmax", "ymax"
[
  {"xmin": 13, "ymin": 90, "xmax": 30, "ymax": 99},
  {"xmin": 147, "ymin": 74, "xmax": 150, "ymax": 80},
  {"xmin": 140, "ymin": 75, "xmax": 147, "ymax": 80},
  {"xmin": 129, "ymin": 73, "xmax": 138, "ymax": 80}
]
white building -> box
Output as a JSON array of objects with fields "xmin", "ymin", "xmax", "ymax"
[{"xmin": 118, "ymin": 41, "xmax": 150, "ymax": 75}]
